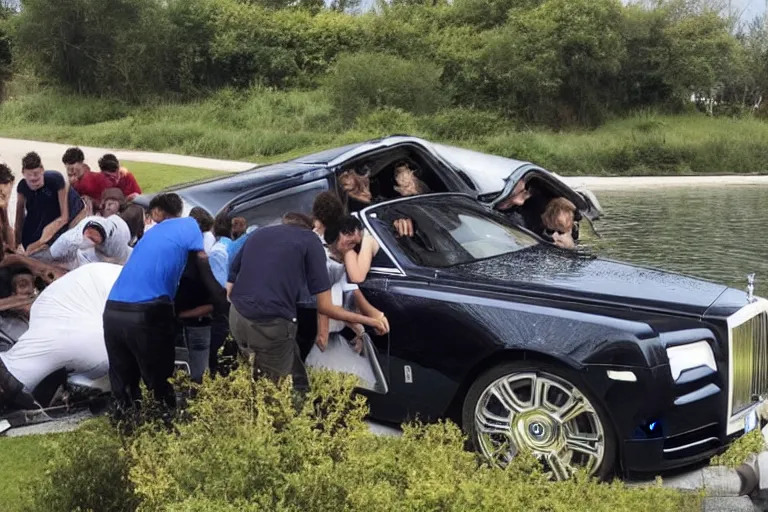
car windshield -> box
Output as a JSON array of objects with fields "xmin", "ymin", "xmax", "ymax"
[{"xmin": 370, "ymin": 195, "xmax": 538, "ymax": 268}]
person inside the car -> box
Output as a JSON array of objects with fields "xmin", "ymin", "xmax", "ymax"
[
  {"xmin": 339, "ymin": 168, "xmax": 375, "ymax": 213},
  {"xmin": 393, "ymin": 162, "xmax": 430, "ymax": 197},
  {"xmin": 541, "ymin": 197, "xmax": 579, "ymax": 249},
  {"xmin": 307, "ymin": 216, "xmax": 387, "ymax": 388},
  {"xmin": 494, "ymin": 179, "xmax": 547, "ymax": 235}
]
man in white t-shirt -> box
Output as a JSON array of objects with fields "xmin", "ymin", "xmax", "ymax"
[
  {"xmin": 0, "ymin": 263, "xmax": 121, "ymax": 410},
  {"xmin": 49, "ymin": 215, "xmax": 132, "ymax": 269}
]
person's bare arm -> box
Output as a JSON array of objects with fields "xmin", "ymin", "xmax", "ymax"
[
  {"xmin": 352, "ymin": 289, "xmax": 389, "ymax": 334},
  {"xmin": 0, "ymin": 253, "xmax": 68, "ymax": 283},
  {"xmin": 178, "ymin": 305, "xmax": 214, "ymax": 319},
  {"xmin": 14, "ymin": 193, "xmax": 25, "ymax": 251},
  {"xmin": 316, "ymin": 312, "xmax": 330, "ymax": 351},
  {"xmin": 0, "ymin": 208, "xmax": 12, "ymax": 253},
  {"xmin": 344, "ymin": 233, "xmax": 379, "ymax": 284},
  {"xmin": 316, "ymin": 290, "xmax": 385, "ymax": 333},
  {"xmin": 0, "ymin": 295, "xmax": 36, "ymax": 312}
]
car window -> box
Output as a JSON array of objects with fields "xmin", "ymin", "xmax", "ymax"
[
  {"xmin": 372, "ymin": 196, "xmax": 538, "ymax": 268},
  {"xmin": 231, "ymin": 180, "xmax": 329, "ymax": 229}
]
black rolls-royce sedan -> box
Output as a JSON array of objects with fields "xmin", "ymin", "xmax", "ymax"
[{"xmin": 135, "ymin": 137, "xmax": 767, "ymax": 480}]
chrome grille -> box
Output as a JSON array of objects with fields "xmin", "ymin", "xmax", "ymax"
[{"xmin": 731, "ymin": 311, "xmax": 768, "ymax": 415}]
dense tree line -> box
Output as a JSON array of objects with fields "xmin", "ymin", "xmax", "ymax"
[{"xmin": 2, "ymin": 0, "xmax": 767, "ymax": 127}]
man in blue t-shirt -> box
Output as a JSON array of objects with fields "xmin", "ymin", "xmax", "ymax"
[
  {"xmin": 103, "ymin": 193, "xmax": 227, "ymax": 416},
  {"xmin": 14, "ymin": 152, "xmax": 85, "ymax": 256},
  {"xmin": 227, "ymin": 214, "xmax": 387, "ymax": 391}
]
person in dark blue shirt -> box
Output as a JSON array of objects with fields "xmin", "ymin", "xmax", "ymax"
[
  {"xmin": 103, "ymin": 193, "xmax": 227, "ymax": 417},
  {"xmin": 227, "ymin": 213, "xmax": 387, "ymax": 391},
  {"xmin": 14, "ymin": 152, "xmax": 85, "ymax": 256}
]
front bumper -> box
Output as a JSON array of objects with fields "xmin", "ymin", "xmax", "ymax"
[{"xmin": 587, "ymin": 359, "xmax": 753, "ymax": 476}]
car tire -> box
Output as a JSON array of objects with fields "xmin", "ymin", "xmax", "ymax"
[{"xmin": 462, "ymin": 360, "xmax": 616, "ymax": 480}]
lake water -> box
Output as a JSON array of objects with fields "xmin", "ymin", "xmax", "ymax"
[{"xmin": 584, "ymin": 185, "xmax": 768, "ymax": 297}]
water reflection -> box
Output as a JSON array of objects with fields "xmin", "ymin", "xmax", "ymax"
[{"xmin": 584, "ymin": 185, "xmax": 768, "ymax": 297}]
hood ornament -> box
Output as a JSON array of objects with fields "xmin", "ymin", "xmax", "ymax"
[{"xmin": 747, "ymin": 273, "xmax": 756, "ymax": 303}]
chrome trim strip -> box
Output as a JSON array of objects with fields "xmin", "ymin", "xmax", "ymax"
[
  {"xmin": 369, "ymin": 267, "xmax": 403, "ymax": 276},
  {"xmin": 726, "ymin": 297, "xmax": 768, "ymax": 435},
  {"xmin": 662, "ymin": 437, "xmax": 719, "ymax": 454},
  {"xmin": 363, "ymin": 335, "xmax": 389, "ymax": 395}
]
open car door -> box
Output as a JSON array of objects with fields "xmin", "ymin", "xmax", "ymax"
[{"xmin": 428, "ymin": 143, "xmax": 603, "ymax": 222}]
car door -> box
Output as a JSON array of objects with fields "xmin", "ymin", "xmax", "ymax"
[
  {"xmin": 356, "ymin": 209, "xmax": 479, "ymax": 424},
  {"xmin": 225, "ymin": 179, "xmax": 330, "ymax": 228},
  {"xmin": 428, "ymin": 142, "xmax": 603, "ymax": 221}
]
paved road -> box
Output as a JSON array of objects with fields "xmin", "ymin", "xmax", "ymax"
[
  {"xmin": 0, "ymin": 138, "xmax": 255, "ymax": 176},
  {"xmin": 0, "ymin": 138, "xmax": 256, "ymax": 224}
]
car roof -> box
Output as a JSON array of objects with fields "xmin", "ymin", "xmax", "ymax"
[
  {"xmin": 146, "ymin": 161, "xmax": 321, "ymax": 215},
  {"xmin": 137, "ymin": 135, "xmax": 536, "ymax": 215}
]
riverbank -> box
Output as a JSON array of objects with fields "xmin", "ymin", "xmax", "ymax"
[{"xmin": 1, "ymin": 89, "xmax": 767, "ymax": 177}]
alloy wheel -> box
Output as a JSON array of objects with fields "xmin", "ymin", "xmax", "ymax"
[{"xmin": 473, "ymin": 371, "xmax": 605, "ymax": 480}]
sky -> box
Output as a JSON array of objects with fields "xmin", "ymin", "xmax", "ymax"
[{"xmin": 734, "ymin": 0, "xmax": 767, "ymax": 22}]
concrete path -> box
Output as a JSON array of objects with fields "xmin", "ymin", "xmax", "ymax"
[{"xmin": 0, "ymin": 137, "xmax": 255, "ymax": 177}]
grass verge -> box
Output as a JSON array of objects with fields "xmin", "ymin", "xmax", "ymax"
[
  {"xmin": 0, "ymin": 434, "xmax": 59, "ymax": 511},
  {"xmin": 1, "ymin": 89, "xmax": 767, "ymax": 176},
  {"xmin": 120, "ymin": 161, "xmax": 222, "ymax": 193}
]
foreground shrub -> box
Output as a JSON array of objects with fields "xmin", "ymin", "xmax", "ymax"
[
  {"xmin": 21, "ymin": 367, "xmax": 701, "ymax": 511},
  {"xmin": 23, "ymin": 419, "xmax": 139, "ymax": 512},
  {"xmin": 710, "ymin": 429, "xmax": 766, "ymax": 469},
  {"xmin": 325, "ymin": 52, "xmax": 444, "ymax": 122}
]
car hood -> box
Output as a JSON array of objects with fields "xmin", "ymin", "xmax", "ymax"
[{"xmin": 437, "ymin": 247, "xmax": 729, "ymax": 316}]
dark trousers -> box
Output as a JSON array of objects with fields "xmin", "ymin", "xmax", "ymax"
[
  {"xmin": 229, "ymin": 305, "xmax": 309, "ymax": 391},
  {"xmin": 209, "ymin": 312, "xmax": 230, "ymax": 375},
  {"xmin": 103, "ymin": 300, "xmax": 178, "ymax": 412},
  {"xmin": 0, "ymin": 358, "xmax": 40, "ymax": 410}
]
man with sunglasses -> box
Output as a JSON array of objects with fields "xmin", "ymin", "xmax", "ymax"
[
  {"xmin": 98, "ymin": 154, "xmax": 142, "ymax": 202},
  {"xmin": 540, "ymin": 197, "xmax": 579, "ymax": 249}
]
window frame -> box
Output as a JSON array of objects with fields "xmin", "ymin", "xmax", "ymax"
[
  {"xmin": 228, "ymin": 179, "xmax": 330, "ymax": 228},
  {"xmin": 362, "ymin": 193, "xmax": 540, "ymax": 271}
]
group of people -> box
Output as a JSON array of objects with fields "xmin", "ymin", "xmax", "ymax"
[{"xmin": 0, "ymin": 152, "xmax": 583, "ymax": 421}]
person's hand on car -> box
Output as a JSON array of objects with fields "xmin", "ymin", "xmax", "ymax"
[
  {"xmin": 393, "ymin": 218, "xmax": 414, "ymax": 238},
  {"xmin": 553, "ymin": 231, "xmax": 576, "ymax": 249}
]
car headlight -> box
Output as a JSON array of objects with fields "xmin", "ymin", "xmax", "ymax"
[{"xmin": 666, "ymin": 341, "xmax": 717, "ymax": 381}]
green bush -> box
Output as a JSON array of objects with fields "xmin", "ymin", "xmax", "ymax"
[
  {"xmin": 710, "ymin": 429, "xmax": 766, "ymax": 469},
  {"xmin": 324, "ymin": 52, "xmax": 444, "ymax": 122},
  {"xmin": 22, "ymin": 367, "xmax": 699, "ymax": 511},
  {"xmin": 23, "ymin": 420, "xmax": 139, "ymax": 512}
]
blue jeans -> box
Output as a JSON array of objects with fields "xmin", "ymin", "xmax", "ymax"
[{"xmin": 185, "ymin": 325, "xmax": 211, "ymax": 383}]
